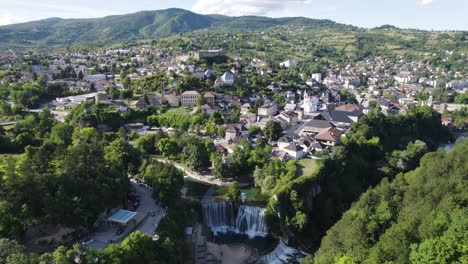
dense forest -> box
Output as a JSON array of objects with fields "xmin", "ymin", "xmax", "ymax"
[{"xmin": 308, "ymin": 140, "xmax": 467, "ymax": 263}]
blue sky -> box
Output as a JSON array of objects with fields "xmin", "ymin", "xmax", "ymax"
[{"xmin": 1, "ymin": 0, "xmax": 467, "ymax": 30}]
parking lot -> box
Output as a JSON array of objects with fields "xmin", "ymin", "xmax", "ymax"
[{"xmin": 85, "ymin": 181, "xmax": 166, "ymax": 249}]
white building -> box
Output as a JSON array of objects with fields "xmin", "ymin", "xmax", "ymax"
[
  {"xmin": 258, "ymin": 102, "xmax": 278, "ymax": 117},
  {"xmin": 221, "ymin": 71, "xmax": 234, "ymax": 85},
  {"xmin": 279, "ymin": 60, "xmax": 297, "ymax": 68},
  {"xmin": 302, "ymin": 90, "xmax": 320, "ymax": 114},
  {"xmin": 312, "ymin": 73, "xmax": 322, "ymax": 83}
]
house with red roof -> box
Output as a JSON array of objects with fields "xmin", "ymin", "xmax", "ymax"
[{"xmin": 314, "ymin": 127, "xmax": 344, "ymax": 146}]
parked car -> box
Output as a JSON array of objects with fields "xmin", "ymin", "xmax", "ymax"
[
  {"xmin": 81, "ymin": 239, "xmax": 94, "ymax": 246},
  {"xmin": 149, "ymin": 210, "xmax": 156, "ymax": 216}
]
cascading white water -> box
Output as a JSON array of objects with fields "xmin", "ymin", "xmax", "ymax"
[
  {"xmin": 202, "ymin": 202, "xmax": 268, "ymax": 238},
  {"xmin": 258, "ymin": 241, "xmax": 308, "ymax": 264},
  {"xmin": 235, "ymin": 205, "xmax": 267, "ymax": 237}
]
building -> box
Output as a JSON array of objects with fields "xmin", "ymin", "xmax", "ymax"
[
  {"xmin": 221, "ymin": 71, "xmax": 235, "ymax": 85},
  {"xmin": 181, "ymin": 90, "xmax": 200, "ymax": 107},
  {"xmin": 276, "ymin": 111, "xmax": 299, "ymax": 127},
  {"xmin": 303, "ymin": 90, "xmax": 320, "ymax": 114},
  {"xmin": 312, "ymin": 73, "xmax": 322, "ymax": 83},
  {"xmin": 277, "ymin": 136, "xmax": 293, "ymax": 149},
  {"xmin": 258, "ymin": 102, "xmax": 278, "ymax": 117},
  {"xmin": 302, "ymin": 119, "xmax": 335, "ymax": 135},
  {"xmin": 315, "ymin": 109, "xmax": 363, "ymax": 127},
  {"xmin": 268, "ymin": 82, "xmax": 281, "ymax": 93},
  {"xmin": 225, "ymin": 124, "xmax": 248, "ymax": 142},
  {"xmin": 283, "ymin": 143, "xmax": 304, "ymax": 160},
  {"xmin": 241, "ymin": 103, "xmax": 251, "ymax": 115},
  {"xmin": 193, "ymin": 50, "xmax": 225, "ymax": 59},
  {"xmin": 279, "ymin": 59, "xmax": 297, "ymax": 68},
  {"xmin": 135, "ymin": 97, "xmax": 149, "ymax": 110},
  {"xmin": 314, "ymin": 127, "xmax": 343, "ymax": 146},
  {"xmin": 195, "ymin": 68, "xmax": 205, "ymax": 79},
  {"xmin": 204, "ymin": 92, "xmax": 215, "ymax": 105},
  {"xmin": 165, "ymin": 91, "xmax": 180, "ymax": 107}
]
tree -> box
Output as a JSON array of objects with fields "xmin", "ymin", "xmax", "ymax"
[
  {"xmin": 248, "ymin": 125, "xmax": 261, "ymax": 136},
  {"xmin": 227, "ymin": 181, "xmax": 241, "ymax": 207},
  {"xmin": 183, "ymin": 138, "xmax": 210, "ymax": 172},
  {"xmin": 0, "ymin": 239, "xmax": 24, "ymax": 263},
  {"xmin": 210, "ymin": 111, "xmax": 223, "ymax": 125},
  {"xmin": 122, "ymin": 76, "xmax": 131, "ymax": 89},
  {"xmin": 263, "ymin": 120, "xmax": 282, "ymax": 141},
  {"xmin": 104, "ymin": 137, "xmax": 141, "ymax": 175},
  {"xmin": 196, "ymin": 95, "xmax": 207, "ymax": 107},
  {"xmin": 410, "ymin": 236, "xmax": 465, "ymax": 264},
  {"xmin": 78, "ymin": 70, "xmax": 84, "ymax": 80},
  {"xmin": 157, "ymin": 138, "xmax": 181, "ymax": 159},
  {"xmin": 142, "ymin": 161, "xmax": 183, "ymax": 205},
  {"xmin": 210, "ymin": 152, "xmax": 228, "ymax": 178}
]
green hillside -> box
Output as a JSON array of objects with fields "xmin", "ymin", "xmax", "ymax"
[
  {"xmin": 308, "ymin": 141, "xmax": 468, "ymax": 264},
  {"xmin": 0, "ymin": 8, "xmax": 350, "ymax": 50}
]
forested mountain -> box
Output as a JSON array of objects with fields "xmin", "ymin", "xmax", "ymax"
[
  {"xmin": 308, "ymin": 140, "xmax": 467, "ymax": 263},
  {"xmin": 0, "ymin": 8, "xmax": 350, "ymax": 50}
]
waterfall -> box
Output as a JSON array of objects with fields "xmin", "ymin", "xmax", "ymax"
[
  {"xmin": 202, "ymin": 202, "xmax": 267, "ymax": 238},
  {"xmin": 202, "ymin": 202, "xmax": 235, "ymax": 233},
  {"xmin": 258, "ymin": 241, "xmax": 308, "ymax": 264},
  {"xmin": 234, "ymin": 205, "xmax": 267, "ymax": 237}
]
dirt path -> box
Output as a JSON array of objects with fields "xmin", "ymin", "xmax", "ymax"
[{"xmin": 155, "ymin": 158, "xmax": 231, "ymax": 187}]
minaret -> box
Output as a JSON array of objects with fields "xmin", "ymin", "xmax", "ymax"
[{"xmin": 161, "ymin": 82, "xmax": 165, "ymax": 103}]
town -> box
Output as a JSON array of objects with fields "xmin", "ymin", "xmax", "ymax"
[
  {"xmin": 1, "ymin": 43, "xmax": 466, "ymax": 160},
  {"xmin": 0, "ymin": 9, "xmax": 466, "ymax": 264}
]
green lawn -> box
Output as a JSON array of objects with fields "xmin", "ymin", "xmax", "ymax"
[
  {"xmin": 167, "ymin": 107, "xmax": 190, "ymax": 115},
  {"xmin": 297, "ymin": 158, "xmax": 318, "ymax": 178}
]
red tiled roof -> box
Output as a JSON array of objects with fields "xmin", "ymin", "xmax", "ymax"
[
  {"xmin": 315, "ymin": 127, "xmax": 343, "ymax": 142},
  {"xmin": 204, "ymin": 92, "xmax": 215, "ymax": 98},
  {"xmin": 182, "ymin": 90, "xmax": 200, "ymax": 95}
]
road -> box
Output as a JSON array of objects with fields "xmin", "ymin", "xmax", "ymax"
[
  {"xmin": 86, "ymin": 181, "xmax": 166, "ymax": 249},
  {"xmin": 0, "ymin": 121, "xmax": 17, "ymax": 126},
  {"xmin": 155, "ymin": 157, "xmax": 231, "ymax": 187}
]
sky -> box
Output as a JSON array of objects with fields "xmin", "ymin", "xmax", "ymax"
[{"xmin": 0, "ymin": 0, "xmax": 467, "ymax": 30}]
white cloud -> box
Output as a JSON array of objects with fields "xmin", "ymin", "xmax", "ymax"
[
  {"xmin": 0, "ymin": 14, "xmax": 27, "ymax": 26},
  {"xmin": 192, "ymin": 0, "xmax": 310, "ymax": 16},
  {"xmin": 418, "ymin": 0, "xmax": 433, "ymax": 6}
]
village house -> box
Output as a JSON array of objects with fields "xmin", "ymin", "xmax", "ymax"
[
  {"xmin": 301, "ymin": 119, "xmax": 335, "ymax": 135},
  {"xmin": 279, "ymin": 59, "xmax": 297, "ymax": 68},
  {"xmin": 221, "ymin": 71, "xmax": 235, "ymax": 85},
  {"xmin": 314, "ymin": 127, "xmax": 343, "ymax": 146},
  {"xmin": 277, "ymin": 136, "xmax": 293, "ymax": 149},
  {"xmin": 135, "ymin": 97, "xmax": 149, "ymax": 110},
  {"xmin": 240, "ymin": 103, "xmax": 252, "ymax": 115},
  {"xmin": 195, "ymin": 68, "xmax": 205, "ymax": 79},
  {"xmin": 181, "ymin": 90, "xmax": 200, "ymax": 107},
  {"xmin": 283, "ymin": 143, "xmax": 305, "ymax": 160},
  {"xmin": 275, "ymin": 111, "xmax": 299, "ymax": 127},
  {"xmin": 268, "ymin": 82, "xmax": 281, "ymax": 93},
  {"xmin": 204, "ymin": 92, "xmax": 216, "ymax": 105},
  {"xmin": 258, "ymin": 102, "xmax": 278, "ymax": 117},
  {"xmin": 225, "ymin": 124, "xmax": 249, "ymax": 142},
  {"xmin": 165, "ymin": 90, "xmax": 180, "ymax": 107}
]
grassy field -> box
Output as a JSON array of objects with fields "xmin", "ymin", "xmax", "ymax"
[
  {"xmin": 167, "ymin": 107, "xmax": 190, "ymax": 115},
  {"xmin": 297, "ymin": 158, "xmax": 318, "ymax": 178}
]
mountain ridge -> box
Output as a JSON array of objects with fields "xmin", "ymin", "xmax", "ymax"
[{"xmin": 0, "ymin": 8, "xmax": 354, "ymax": 50}]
